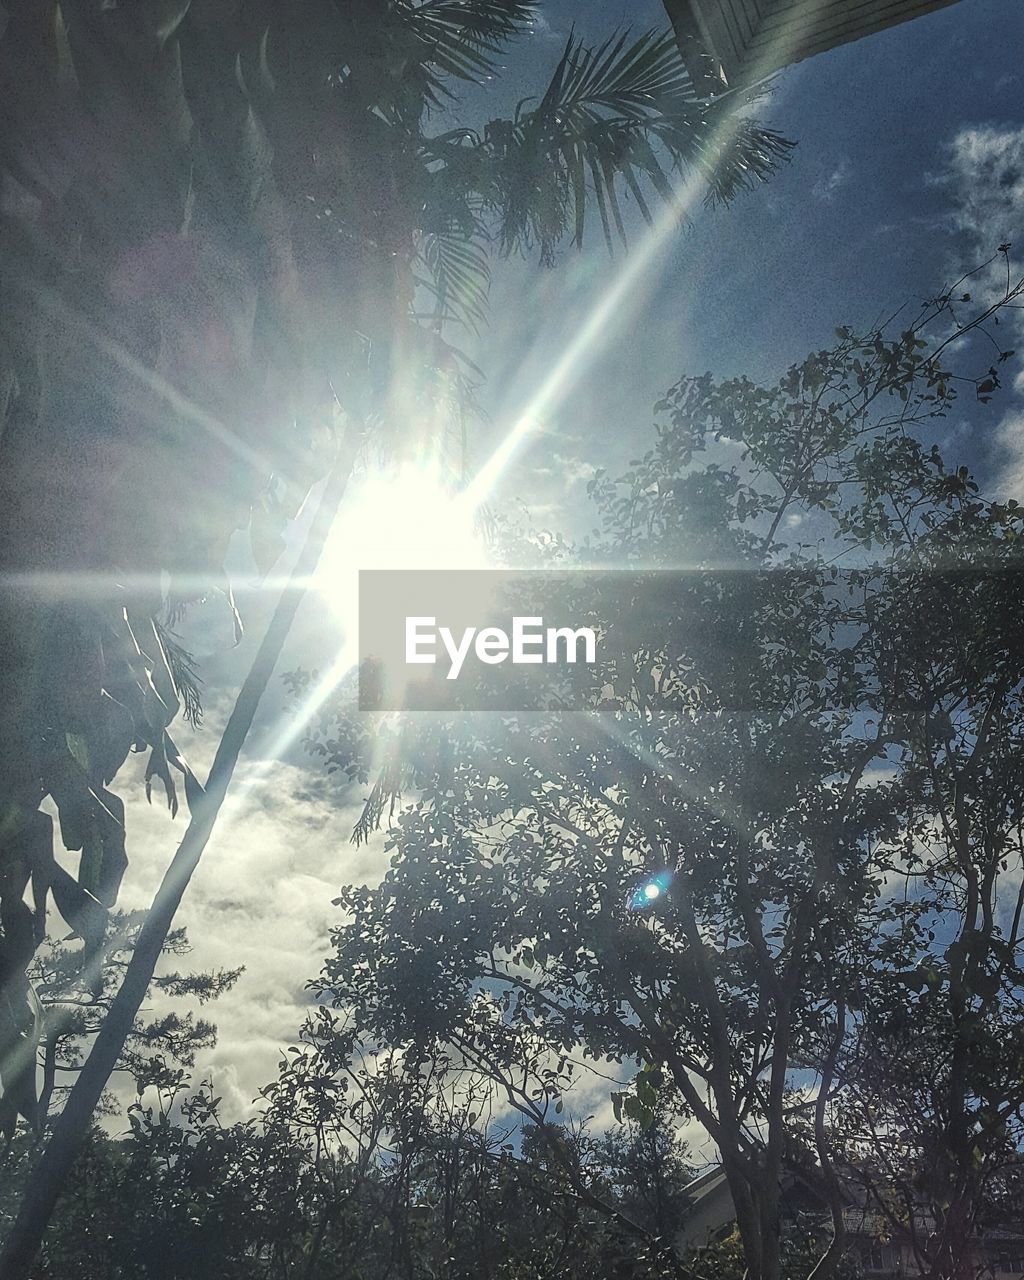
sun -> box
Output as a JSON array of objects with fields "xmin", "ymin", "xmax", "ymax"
[{"xmin": 318, "ymin": 462, "xmax": 490, "ymax": 631}]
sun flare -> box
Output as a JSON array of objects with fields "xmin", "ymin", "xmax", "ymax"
[{"xmin": 318, "ymin": 463, "xmax": 490, "ymax": 630}]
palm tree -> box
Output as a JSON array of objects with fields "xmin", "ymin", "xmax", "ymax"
[{"xmin": 0, "ymin": 3, "xmax": 789, "ymax": 1270}]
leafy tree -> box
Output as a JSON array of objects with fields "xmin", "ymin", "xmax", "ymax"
[
  {"xmin": 26, "ymin": 914, "xmax": 240, "ymax": 1124},
  {"xmin": 0, "ymin": 1045, "xmax": 695, "ymax": 1279},
  {"xmin": 303, "ymin": 255, "xmax": 1024, "ymax": 1280},
  {"xmin": 0, "ymin": 1088, "xmax": 311, "ymax": 1280},
  {"xmin": 260, "ymin": 1012, "xmax": 695, "ymax": 1278},
  {"xmin": 590, "ymin": 1108, "xmax": 696, "ymax": 1242},
  {"xmin": 0, "ymin": 4, "xmax": 789, "ymax": 1270},
  {"xmin": 830, "ymin": 563, "xmax": 1024, "ymax": 1278}
]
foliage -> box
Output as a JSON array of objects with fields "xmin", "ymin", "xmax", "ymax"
[
  {"xmin": 5, "ymin": 257, "xmax": 1023, "ymax": 1277},
  {"xmin": 0, "ymin": 0, "xmax": 789, "ymax": 1137},
  {"xmin": 0, "ymin": 1056, "xmax": 700, "ymax": 1280},
  {"xmin": 300, "ymin": 257, "xmax": 1024, "ymax": 1280},
  {"xmin": 23, "ymin": 913, "xmax": 241, "ymax": 1125},
  {"xmin": 829, "ymin": 562, "xmax": 1024, "ymax": 1275}
]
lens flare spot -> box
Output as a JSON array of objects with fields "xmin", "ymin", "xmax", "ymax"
[{"xmin": 629, "ymin": 869, "xmax": 673, "ymax": 910}]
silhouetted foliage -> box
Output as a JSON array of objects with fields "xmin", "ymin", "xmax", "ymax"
[
  {"xmin": 0, "ymin": 0, "xmax": 789, "ymax": 1151},
  {"xmin": 301, "ymin": 257, "xmax": 1024, "ymax": 1280}
]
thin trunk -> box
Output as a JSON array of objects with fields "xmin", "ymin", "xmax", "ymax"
[
  {"xmin": 0, "ymin": 436, "xmax": 359, "ymax": 1280},
  {"xmin": 807, "ymin": 999, "xmax": 847, "ymax": 1280},
  {"xmin": 36, "ymin": 1029, "xmax": 58, "ymax": 1122},
  {"xmin": 718, "ymin": 1146, "xmax": 766, "ymax": 1280},
  {"xmin": 758, "ymin": 991, "xmax": 795, "ymax": 1280}
]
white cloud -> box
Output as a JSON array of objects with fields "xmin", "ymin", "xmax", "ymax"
[
  {"xmin": 942, "ymin": 124, "xmax": 1024, "ymax": 248},
  {"xmin": 936, "ymin": 124, "xmax": 1024, "ymax": 497},
  {"xmin": 529, "ymin": 13, "xmax": 563, "ymax": 44},
  {"xmin": 552, "ymin": 452, "xmax": 599, "ymax": 487},
  {"xmin": 106, "ymin": 748, "xmax": 386, "ymax": 1120},
  {"xmin": 811, "ymin": 158, "xmax": 850, "ymax": 203},
  {"xmin": 993, "ymin": 410, "xmax": 1024, "ymax": 500},
  {"xmin": 935, "ymin": 124, "xmax": 1024, "ymax": 324}
]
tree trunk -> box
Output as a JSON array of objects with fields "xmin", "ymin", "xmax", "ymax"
[{"xmin": 0, "ymin": 438, "xmax": 358, "ymax": 1280}]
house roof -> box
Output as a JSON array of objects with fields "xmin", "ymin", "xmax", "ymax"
[{"xmin": 661, "ymin": 1, "xmax": 965, "ymax": 92}]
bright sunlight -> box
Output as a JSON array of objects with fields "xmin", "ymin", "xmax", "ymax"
[{"xmin": 318, "ymin": 461, "xmax": 490, "ymax": 630}]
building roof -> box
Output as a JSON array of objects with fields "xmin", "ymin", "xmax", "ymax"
[{"xmin": 661, "ymin": 0, "xmax": 965, "ymax": 92}]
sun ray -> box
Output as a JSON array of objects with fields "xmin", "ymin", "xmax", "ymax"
[
  {"xmin": 462, "ymin": 170, "xmax": 710, "ymax": 511},
  {"xmin": 191, "ymin": 109, "xmax": 763, "ymax": 842}
]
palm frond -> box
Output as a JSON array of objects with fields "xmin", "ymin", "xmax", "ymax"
[
  {"xmin": 410, "ymin": 27, "xmax": 792, "ymax": 326},
  {"xmin": 413, "ymin": 130, "xmax": 494, "ymax": 328},
  {"xmin": 153, "ymin": 623, "xmax": 204, "ymax": 728},
  {"xmin": 400, "ymin": 0, "xmax": 538, "ymax": 104},
  {"xmin": 544, "ymin": 28, "xmax": 700, "ymax": 119},
  {"xmin": 697, "ymin": 116, "xmax": 794, "ymax": 207},
  {"xmin": 417, "ymin": 230, "xmax": 491, "ymax": 331},
  {"xmin": 472, "ymin": 29, "xmax": 793, "ymax": 258},
  {"xmin": 408, "ymin": 0, "xmax": 539, "ymax": 51}
]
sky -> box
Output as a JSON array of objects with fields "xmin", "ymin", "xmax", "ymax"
[
  {"xmin": 87, "ymin": 0, "xmax": 1024, "ymax": 1142},
  {"xmin": 475, "ymin": 0, "xmax": 1024, "ymax": 524}
]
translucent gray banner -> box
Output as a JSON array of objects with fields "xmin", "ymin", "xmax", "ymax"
[{"xmin": 356, "ymin": 566, "xmax": 1024, "ymax": 713}]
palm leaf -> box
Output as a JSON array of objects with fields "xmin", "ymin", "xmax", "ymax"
[
  {"xmin": 418, "ymin": 230, "xmax": 492, "ymax": 331},
  {"xmin": 477, "ymin": 29, "xmax": 792, "ymax": 256},
  {"xmin": 553, "ymin": 28, "xmax": 700, "ymax": 117},
  {"xmin": 697, "ymin": 116, "xmax": 794, "ymax": 207},
  {"xmin": 153, "ymin": 623, "xmax": 204, "ymax": 728},
  {"xmin": 407, "ymin": 0, "xmax": 538, "ymax": 52},
  {"xmin": 400, "ymin": 0, "xmax": 538, "ymax": 104}
]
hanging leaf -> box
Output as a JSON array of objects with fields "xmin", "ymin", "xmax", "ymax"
[
  {"xmin": 92, "ymin": 789, "xmax": 127, "ymax": 908},
  {"xmin": 96, "ymin": 690, "xmax": 136, "ymax": 783},
  {"xmin": 222, "ymin": 578, "xmax": 244, "ymax": 646},
  {"xmin": 64, "ymin": 731, "xmax": 91, "ymax": 776},
  {"xmin": 49, "ymin": 755, "xmax": 92, "ymax": 853},
  {"xmin": 145, "ymin": 738, "xmax": 179, "ymax": 818},
  {"xmin": 49, "ymin": 862, "xmax": 107, "ymax": 956},
  {"xmin": 164, "ymin": 732, "xmax": 206, "ymax": 815}
]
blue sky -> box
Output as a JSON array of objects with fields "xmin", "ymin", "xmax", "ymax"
[
  {"xmin": 469, "ymin": 0, "xmax": 1024, "ymax": 527},
  {"xmin": 113, "ymin": 0, "xmax": 1024, "ymax": 1123}
]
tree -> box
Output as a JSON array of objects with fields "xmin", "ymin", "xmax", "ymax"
[
  {"xmin": 0, "ymin": 1035, "xmax": 695, "ymax": 1279},
  {"xmin": 263, "ymin": 1007, "xmax": 699, "ymax": 1278},
  {"xmin": 303, "ymin": 255, "xmax": 1024, "ymax": 1280},
  {"xmin": 26, "ymin": 912, "xmax": 241, "ymax": 1124},
  {"xmin": 830, "ymin": 560, "xmax": 1024, "ymax": 1278},
  {"xmin": 0, "ymin": 4, "xmax": 791, "ymax": 1270},
  {"xmin": 590, "ymin": 1107, "xmax": 696, "ymax": 1242}
]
